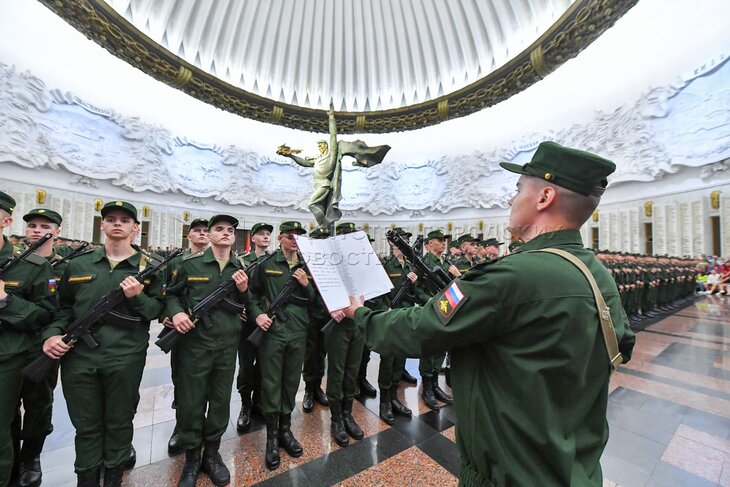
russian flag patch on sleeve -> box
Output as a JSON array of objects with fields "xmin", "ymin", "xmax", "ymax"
[
  {"xmin": 48, "ymin": 278, "xmax": 57, "ymax": 294},
  {"xmin": 432, "ymin": 280, "xmax": 468, "ymax": 325}
]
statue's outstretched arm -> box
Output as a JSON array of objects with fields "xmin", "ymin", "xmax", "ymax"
[
  {"xmin": 328, "ymin": 101, "xmax": 337, "ymax": 149},
  {"xmin": 287, "ymin": 154, "xmax": 315, "ymax": 167}
]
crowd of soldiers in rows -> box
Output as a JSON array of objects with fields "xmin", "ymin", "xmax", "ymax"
[{"xmin": 0, "ymin": 189, "xmax": 702, "ymax": 487}]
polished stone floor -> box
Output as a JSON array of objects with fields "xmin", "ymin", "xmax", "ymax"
[{"xmin": 38, "ymin": 295, "xmax": 730, "ymax": 486}]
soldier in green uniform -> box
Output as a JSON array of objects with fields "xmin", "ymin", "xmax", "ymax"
[
  {"xmin": 164, "ymin": 218, "xmax": 209, "ymax": 454},
  {"xmin": 378, "ymin": 229, "xmax": 417, "ymax": 424},
  {"xmin": 343, "ymin": 141, "xmax": 636, "ymax": 486},
  {"xmin": 454, "ymin": 234, "xmax": 479, "ymax": 274},
  {"xmin": 236, "ymin": 222, "xmax": 272, "ymax": 432},
  {"xmin": 248, "ymin": 221, "xmax": 316, "ymax": 470},
  {"xmin": 418, "ymin": 229, "xmax": 459, "ymax": 411},
  {"xmin": 42, "ymin": 201, "xmax": 165, "ymax": 487},
  {"xmin": 165, "ymin": 215, "xmax": 249, "ymax": 487},
  {"xmin": 301, "ymin": 226, "xmax": 330, "ymax": 413},
  {"xmin": 447, "ymin": 240, "xmax": 462, "ymax": 264},
  {"xmin": 483, "ymin": 238, "xmax": 503, "ymax": 262},
  {"xmin": 0, "ymin": 194, "xmax": 56, "ymax": 487},
  {"xmin": 322, "ymin": 222, "xmax": 369, "ymax": 447},
  {"xmin": 12, "ymin": 209, "xmax": 66, "ymax": 487}
]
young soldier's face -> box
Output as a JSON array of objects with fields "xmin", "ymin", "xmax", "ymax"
[
  {"xmin": 101, "ymin": 210, "xmax": 137, "ymax": 241},
  {"xmin": 278, "ymin": 232, "xmax": 298, "ymax": 253},
  {"xmin": 25, "ymin": 218, "xmax": 60, "ymax": 243},
  {"xmin": 460, "ymin": 241, "xmax": 477, "ymax": 256},
  {"xmin": 0, "ymin": 209, "xmax": 11, "ymax": 233},
  {"xmin": 390, "ymin": 243, "xmax": 404, "ymax": 260},
  {"xmin": 252, "ymin": 230, "xmax": 271, "ymax": 249},
  {"xmin": 187, "ymin": 225, "xmax": 209, "ymax": 246},
  {"xmin": 487, "ymin": 246, "xmax": 500, "ymax": 258},
  {"xmin": 449, "ymin": 246, "xmax": 461, "ymax": 257},
  {"xmin": 209, "ymin": 223, "xmax": 236, "ymax": 247},
  {"xmin": 429, "ymin": 238, "xmax": 446, "ymax": 254}
]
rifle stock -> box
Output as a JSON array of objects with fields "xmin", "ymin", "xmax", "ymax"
[{"xmin": 0, "ymin": 233, "xmax": 54, "ymax": 278}]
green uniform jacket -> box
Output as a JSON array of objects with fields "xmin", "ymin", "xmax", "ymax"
[
  {"xmin": 247, "ymin": 249, "xmax": 316, "ymax": 340},
  {"xmin": 0, "ymin": 237, "xmax": 56, "ymax": 360},
  {"xmin": 383, "ymin": 257, "xmax": 418, "ymax": 308},
  {"xmin": 454, "ymin": 255, "xmax": 478, "ymax": 275},
  {"xmin": 165, "ymin": 247, "xmax": 247, "ymax": 349},
  {"xmin": 355, "ymin": 230, "xmax": 636, "ymax": 487},
  {"xmin": 42, "ymin": 247, "xmax": 164, "ymax": 365}
]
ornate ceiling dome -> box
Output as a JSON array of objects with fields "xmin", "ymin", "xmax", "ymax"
[{"xmin": 40, "ymin": 0, "xmax": 637, "ymax": 132}]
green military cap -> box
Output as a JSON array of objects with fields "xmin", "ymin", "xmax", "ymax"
[
  {"xmin": 448, "ymin": 240, "xmax": 460, "ymax": 248},
  {"xmin": 456, "ymin": 233, "xmax": 479, "ymax": 245},
  {"xmin": 208, "ymin": 214, "xmax": 239, "ymax": 229},
  {"xmin": 0, "ymin": 191, "xmax": 16, "ymax": 215},
  {"xmin": 392, "ymin": 227, "xmax": 412, "ymax": 238},
  {"xmin": 101, "ymin": 200, "xmax": 139, "ymax": 222},
  {"xmin": 251, "ymin": 222, "xmax": 273, "ymax": 235},
  {"xmin": 280, "ymin": 221, "xmax": 306, "ymax": 235},
  {"xmin": 483, "ymin": 238, "xmax": 504, "ymax": 247},
  {"xmin": 427, "ymin": 229, "xmax": 448, "ymax": 240},
  {"xmin": 188, "ymin": 218, "xmax": 208, "ymax": 229},
  {"xmin": 500, "ymin": 141, "xmax": 616, "ymax": 196},
  {"xmin": 23, "ymin": 208, "xmax": 63, "ymax": 226},
  {"xmin": 310, "ymin": 227, "xmax": 330, "ymax": 239},
  {"xmin": 336, "ymin": 222, "xmax": 357, "ymax": 235}
]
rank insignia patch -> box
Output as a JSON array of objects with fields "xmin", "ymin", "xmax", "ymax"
[
  {"xmin": 432, "ymin": 281, "xmax": 468, "ymax": 325},
  {"xmin": 48, "ymin": 278, "xmax": 57, "ymax": 294}
]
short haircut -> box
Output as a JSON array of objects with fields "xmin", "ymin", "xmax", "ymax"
[{"xmin": 528, "ymin": 177, "xmax": 600, "ymax": 226}]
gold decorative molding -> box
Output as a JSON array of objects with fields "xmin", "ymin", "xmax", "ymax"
[
  {"xmin": 36, "ymin": 189, "xmax": 47, "ymax": 205},
  {"xmin": 643, "ymin": 201, "xmax": 653, "ymax": 217},
  {"xmin": 94, "ymin": 198, "xmax": 103, "ymax": 212},
  {"xmin": 37, "ymin": 0, "xmax": 637, "ymax": 133},
  {"xmin": 592, "ymin": 210, "xmax": 599, "ymax": 222},
  {"xmin": 710, "ymin": 191, "xmax": 720, "ymax": 210},
  {"xmin": 182, "ymin": 210, "xmax": 190, "ymax": 222},
  {"xmin": 142, "ymin": 205, "xmax": 151, "ymax": 218}
]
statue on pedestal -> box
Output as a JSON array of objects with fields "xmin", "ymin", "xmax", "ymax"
[{"xmin": 277, "ymin": 102, "xmax": 390, "ymax": 231}]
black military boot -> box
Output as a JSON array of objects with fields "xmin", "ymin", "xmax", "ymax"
[
  {"xmin": 432, "ymin": 377, "xmax": 454, "ymax": 404},
  {"xmin": 201, "ymin": 439, "xmax": 230, "ymax": 486},
  {"xmin": 278, "ymin": 413, "xmax": 303, "ymax": 457},
  {"xmin": 329, "ymin": 403, "xmax": 349, "ymax": 447},
  {"xmin": 103, "ymin": 467, "xmax": 124, "ymax": 487},
  {"xmin": 401, "ymin": 370, "xmax": 418, "ymax": 384},
  {"xmin": 177, "ymin": 448, "xmax": 201, "ymax": 487},
  {"xmin": 378, "ymin": 388, "xmax": 395, "ymax": 425},
  {"xmin": 17, "ymin": 436, "xmax": 45, "ymax": 487},
  {"xmin": 302, "ymin": 382, "xmax": 315, "ymax": 413},
  {"xmin": 76, "ymin": 468, "xmax": 101, "ymax": 487},
  {"xmin": 123, "ymin": 445, "xmax": 136, "ymax": 470},
  {"xmin": 264, "ymin": 417, "xmax": 280, "ymax": 471},
  {"xmin": 342, "ymin": 399, "xmax": 364, "ymax": 440},
  {"xmin": 314, "ymin": 385, "xmax": 329, "ymax": 406},
  {"xmin": 168, "ymin": 427, "xmax": 182, "ymax": 455},
  {"xmin": 237, "ymin": 390, "xmax": 252, "ymax": 433},
  {"xmin": 421, "ymin": 376, "xmax": 440, "ymax": 411},
  {"xmin": 357, "ymin": 377, "xmax": 377, "ymax": 398},
  {"xmin": 390, "ymin": 385, "xmax": 412, "ymax": 417}
]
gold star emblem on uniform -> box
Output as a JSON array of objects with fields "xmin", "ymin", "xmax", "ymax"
[
  {"xmin": 439, "ymin": 299, "xmax": 448, "ymax": 314},
  {"xmin": 115, "ymin": 201, "xmax": 124, "ymax": 206}
]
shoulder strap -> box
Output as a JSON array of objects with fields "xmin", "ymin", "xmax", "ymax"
[{"xmin": 533, "ymin": 248, "xmax": 623, "ymax": 372}]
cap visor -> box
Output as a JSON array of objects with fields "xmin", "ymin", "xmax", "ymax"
[{"xmin": 499, "ymin": 162, "xmax": 526, "ymax": 175}]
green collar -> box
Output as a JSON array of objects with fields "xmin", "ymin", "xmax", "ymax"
[
  {"xmin": 0, "ymin": 236, "xmax": 12, "ymax": 260},
  {"xmin": 514, "ymin": 229, "xmax": 584, "ymax": 253},
  {"xmin": 90, "ymin": 245, "xmax": 142, "ymax": 266},
  {"xmin": 202, "ymin": 246, "xmax": 241, "ymax": 268}
]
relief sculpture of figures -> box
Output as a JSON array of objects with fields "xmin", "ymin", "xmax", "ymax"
[{"xmin": 277, "ymin": 101, "xmax": 391, "ymax": 231}]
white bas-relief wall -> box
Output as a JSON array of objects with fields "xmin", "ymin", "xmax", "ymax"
[{"xmin": 1, "ymin": 53, "xmax": 729, "ymax": 254}]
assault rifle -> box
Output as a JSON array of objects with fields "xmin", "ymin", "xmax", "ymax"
[
  {"xmin": 155, "ymin": 251, "xmax": 275, "ymax": 353},
  {"xmin": 386, "ymin": 230, "xmax": 452, "ymax": 296},
  {"xmin": 247, "ymin": 257, "xmax": 309, "ymax": 347},
  {"xmin": 52, "ymin": 242, "xmax": 90, "ymax": 268},
  {"xmin": 22, "ymin": 248, "xmax": 182, "ymax": 382},
  {"xmin": 0, "ymin": 233, "xmax": 54, "ymax": 278}
]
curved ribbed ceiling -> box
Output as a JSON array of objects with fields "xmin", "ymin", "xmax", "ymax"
[{"xmin": 107, "ymin": 0, "xmax": 574, "ymax": 112}]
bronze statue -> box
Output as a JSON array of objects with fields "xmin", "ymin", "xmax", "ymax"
[{"xmin": 277, "ymin": 102, "xmax": 390, "ymax": 231}]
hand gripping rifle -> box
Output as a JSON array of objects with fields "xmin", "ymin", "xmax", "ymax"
[
  {"xmin": 0, "ymin": 233, "xmax": 54, "ymax": 278},
  {"xmin": 386, "ymin": 230, "xmax": 452, "ymax": 296},
  {"xmin": 51, "ymin": 242, "xmax": 90, "ymax": 269},
  {"xmin": 155, "ymin": 251, "xmax": 275, "ymax": 353},
  {"xmin": 247, "ymin": 255, "xmax": 310, "ymax": 347},
  {"xmin": 22, "ymin": 248, "xmax": 182, "ymax": 382}
]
